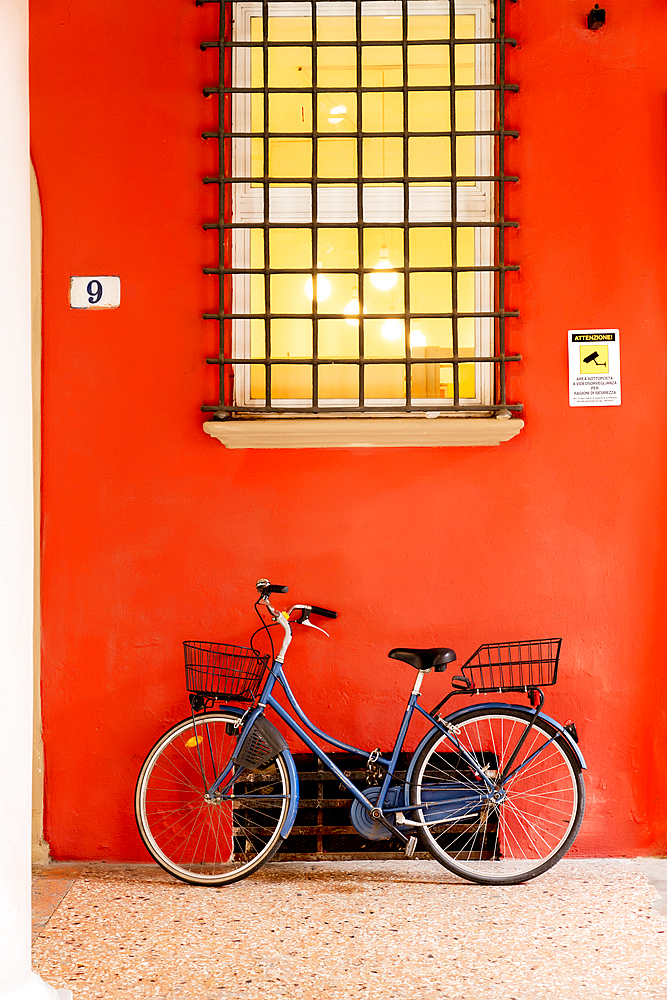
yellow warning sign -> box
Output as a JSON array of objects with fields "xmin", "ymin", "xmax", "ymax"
[{"xmin": 580, "ymin": 344, "xmax": 608, "ymax": 374}]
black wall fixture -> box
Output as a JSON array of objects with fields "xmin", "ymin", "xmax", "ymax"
[{"xmin": 588, "ymin": 5, "xmax": 606, "ymax": 30}]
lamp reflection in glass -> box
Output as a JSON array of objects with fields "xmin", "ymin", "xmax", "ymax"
[
  {"xmin": 370, "ymin": 245, "xmax": 398, "ymax": 291},
  {"xmin": 304, "ymin": 261, "xmax": 332, "ymax": 302},
  {"xmin": 381, "ymin": 318, "xmax": 403, "ymax": 341},
  {"xmin": 343, "ymin": 291, "xmax": 363, "ymax": 326},
  {"xmin": 328, "ymin": 104, "xmax": 347, "ymax": 125}
]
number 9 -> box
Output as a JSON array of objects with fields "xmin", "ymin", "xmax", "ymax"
[{"xmin": 87, "ymin": 280, "xmax": 103, "ymax": 304}]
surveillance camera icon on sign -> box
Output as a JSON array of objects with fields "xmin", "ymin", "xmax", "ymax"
[{"xmin": 580, "ymin": 345, "xmax": 608, "ymax": 374}]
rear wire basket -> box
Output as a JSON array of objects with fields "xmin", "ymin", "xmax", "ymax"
[
  {"xmin": 184, "ymin": 641, "xmax": 270, "ymax": 703},
  {"xmin": 461, "ymin": 638, "xmax": 562, "ymax": 693}
]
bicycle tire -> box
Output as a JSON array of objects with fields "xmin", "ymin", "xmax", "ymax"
[
  {"xmin": 135, "ymin": 710, "xmax": 292, "ymax": 886},
  {"xmin": 409, "ymin": 706, "xmax": 585, "ymax": 885}
]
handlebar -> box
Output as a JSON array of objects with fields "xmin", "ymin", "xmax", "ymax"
[
  {"xmin": 308, "ymin": 605, "xmax": 337, "ymax": 620},
  {"xmin": 256, "ymin": 579, "xmax": 337, "ymax": 620},
  {"xmin": 256, "ymin": 579, "xmax": 289, "ymax": 595},
  {"xmin": 255, "ymin": 579, "xmax": 337, "ymax": 661}
]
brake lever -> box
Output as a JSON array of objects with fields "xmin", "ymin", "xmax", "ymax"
[
  {"xmin": 302, "ymin": 619, "xmax": 329, "ymax": 637},
  {"xmin": 294, "ymin": 608, "xmax": 329, "ymax": 637}
]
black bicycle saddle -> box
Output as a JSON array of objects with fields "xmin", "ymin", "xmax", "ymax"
[{"xmin": 388, "ymin": 647, "xmax": 456, "ymax": 672}]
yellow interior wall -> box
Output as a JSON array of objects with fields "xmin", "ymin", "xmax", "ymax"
[{"xmin": 247, "ymin": 12, "xmax": 478, "ymax": 402}]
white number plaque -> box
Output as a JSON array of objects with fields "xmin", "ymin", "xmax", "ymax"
[{"xmin": 70, "ymin": 276, "xmax": 120, "ymax": 309}]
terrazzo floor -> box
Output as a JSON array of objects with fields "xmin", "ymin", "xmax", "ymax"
[{"xmin": 33, "ymin": 858, "xmax": 667, "ymax": 1000}]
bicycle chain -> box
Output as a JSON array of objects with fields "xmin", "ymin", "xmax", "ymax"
[{"xmin": 365, "ymin": 747, "xmax": 382, "ymax": 785}]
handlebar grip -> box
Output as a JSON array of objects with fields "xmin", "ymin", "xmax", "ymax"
[
  {"xmin": 309, "ymin": 605, "xmax": 337, "ymax": 620},
  {"xmin": 266, "ymin": 584, "xmax": 289, "ymax": 594}
]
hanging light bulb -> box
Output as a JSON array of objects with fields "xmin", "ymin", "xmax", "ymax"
[
  {"xmin": 304, "ymin": 261, "xmax": 331, "ymax": 302},
  {"xmin": 410, "ymin": 327, "xmax": 427, "ymax": 348},
  {"xmin": 343, "ymin": 291, "xmax": 361, "ymax": 326},
  {"xmin": 370, "ymin": 245, "xmax": 398, "ymax": 291},
  {"xmin": 328, "ymin": 104, "xmax": 347, "ymax": 125},
  {"xmin": 382, "ymin": 318, "xmax": 404, "ymax": 341}
]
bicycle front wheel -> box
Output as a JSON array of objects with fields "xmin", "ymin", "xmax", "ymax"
[
  {"xmin": 135, "ymin": 711, "xmax": 292, "ymax": 886},
  {"xmin": 409, "ymin": 707, "xmax": 585, "ymax": 885}
]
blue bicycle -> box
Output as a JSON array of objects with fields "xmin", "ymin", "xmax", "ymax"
[{"xmin": 135, "ymin": 579, "xmax": 586, "ymax": 886}]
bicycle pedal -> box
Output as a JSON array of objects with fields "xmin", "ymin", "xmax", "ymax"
[{"xmin": 405, "ymin": 836, "xmax": 418, "ymax": 860}]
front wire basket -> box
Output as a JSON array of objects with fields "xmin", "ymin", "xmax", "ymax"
[
  {"xmin": 461, "ymin": 638, "xmax": 562, "ymax": 693},
  {"xmin": 184, "ymin": 641, "xmax": 270, "ymax": 702}
]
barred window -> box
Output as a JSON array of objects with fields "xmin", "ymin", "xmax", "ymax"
[{"xmin": 202, "ymin": 0, "xmax": 519, "ymax": 419}]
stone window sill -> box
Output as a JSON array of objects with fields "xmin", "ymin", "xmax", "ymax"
[{"xmin": 203, "ymin": 416, "xmax": 524, "ymax": 450}]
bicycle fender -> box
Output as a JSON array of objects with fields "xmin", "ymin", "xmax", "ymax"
[
  {"xmin": 213, "ymin": 704, "xmax": 245, "ymax": 717},
  {"xmin": 279, "ymin": 746, "xmax": 300, "ymax": 839},
  {"xmin": 405, "ymin": 702, "xmax": 586, "ymax": 791},
  {"xmin": 216, "ymin": 706, "xmax": 300, "ymax": 839}
]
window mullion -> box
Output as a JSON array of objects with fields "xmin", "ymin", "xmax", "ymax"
[
  {"xmin": 355, "ymin": 0, "xmax": 365, "ymax": 409},
  {"xmin": 262, "ymin": 0, "xmax": 271, "ymax": 409},
  {"xmin": 311, "ymin": 0, "xmax": 318, "ymax": 410},
  {"xmin": 449, "ymin": 0, "xmax": 460, "ymax": 408},
  {"xmin": 402, "ymin": 0, "xmax": 411, "ymax": 411}
]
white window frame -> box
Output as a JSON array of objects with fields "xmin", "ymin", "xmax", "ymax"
[{"xmin": 230, "ymin": 0, "xmax": 494, "ymax": 411}]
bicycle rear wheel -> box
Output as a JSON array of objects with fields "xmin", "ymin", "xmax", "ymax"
[
  {"xmin": 409, "ymin": 706, "xmax": 585, "ymax": 885},
  {"xmin": 135, "ymin": 710, "xmax": 292, "ymax": 886}
]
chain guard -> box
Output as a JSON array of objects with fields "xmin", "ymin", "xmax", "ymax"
[{"xmin": 350, "ymin": 786, "xmax": 407, "ymax": 841}]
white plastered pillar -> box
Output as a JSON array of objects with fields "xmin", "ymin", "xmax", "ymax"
[{"xmin": 0, "ymin": 3, "xmax": 69, "ymax": 998}]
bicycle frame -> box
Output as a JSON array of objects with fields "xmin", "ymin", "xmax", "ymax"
[{"xmin": 207, "ymin": 655, "xmax": 497, "ymax": 840}]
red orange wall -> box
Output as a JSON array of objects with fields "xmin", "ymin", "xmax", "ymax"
[{"xmin": 31, "ymin": 0, "xmax": 667, "ymax": 861}]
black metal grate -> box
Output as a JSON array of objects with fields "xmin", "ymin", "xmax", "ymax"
[
  {"xmin": 275, "ymin": 752, "xmax": 419, "ymax": 860},
  {"xmin": 266, "ymin": 752, "xmax": 496, "ymax": 861},
  {"xmin": 199, "ymin": 0, "xmax": 520, "ymax": 417}
]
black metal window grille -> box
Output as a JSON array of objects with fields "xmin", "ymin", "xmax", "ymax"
[{"xmin": 200, "ymin": 0, "xmax": 520, "ymax": 417}]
